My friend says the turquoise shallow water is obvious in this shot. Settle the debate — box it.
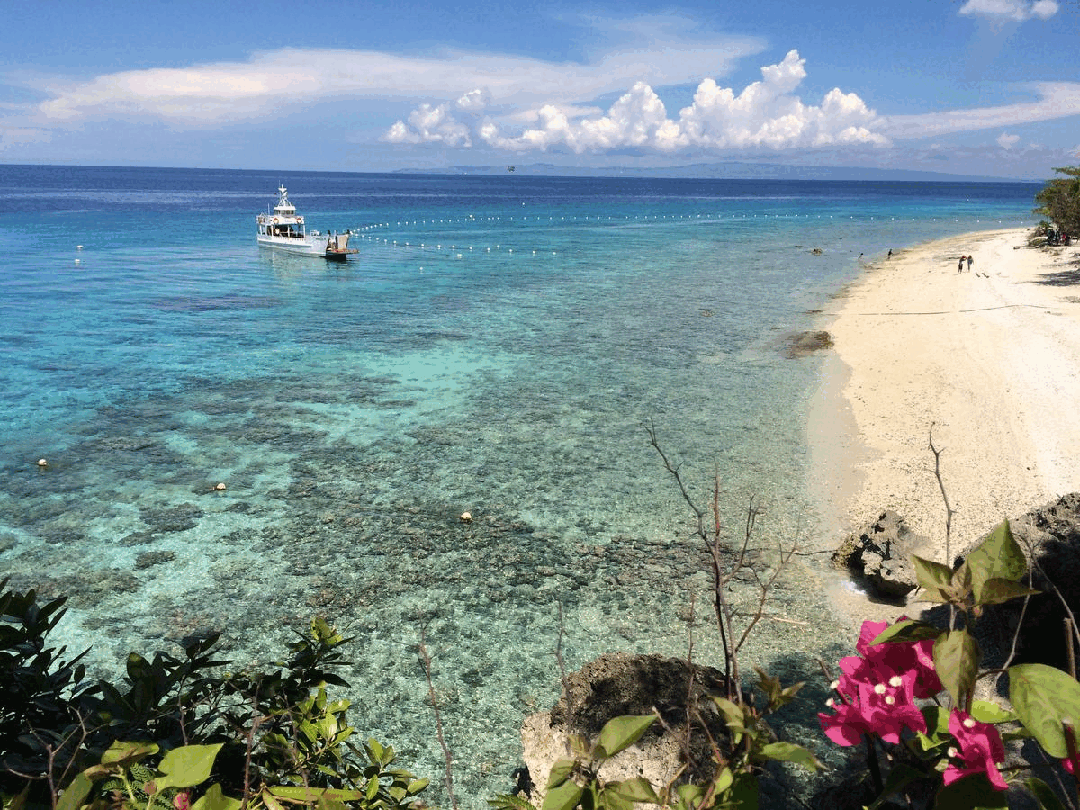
[0,166,1039,804]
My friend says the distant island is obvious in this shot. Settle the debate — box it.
[392,161,1039,183]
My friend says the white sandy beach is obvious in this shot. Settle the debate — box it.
[810,228,1080,618]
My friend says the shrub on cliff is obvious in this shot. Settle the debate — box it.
[1035,166,1080,236]
[0,581,427,810]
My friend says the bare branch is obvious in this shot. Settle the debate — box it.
[419,627,459,810]
[928,424,955,566]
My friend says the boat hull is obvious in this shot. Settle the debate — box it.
[256,234,357,261]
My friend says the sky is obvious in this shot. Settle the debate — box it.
[0,0,1077,179]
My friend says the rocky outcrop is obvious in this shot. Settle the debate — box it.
[519,652,733,806]
[833,511,922,599]
[960,493,1080,669]
[784,331,833,358]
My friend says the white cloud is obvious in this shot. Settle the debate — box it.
[390,50,888,154]
[883,82,1080,139]
[997,132,1021,149]
[958,0,1059,21]
[23,18,762,128]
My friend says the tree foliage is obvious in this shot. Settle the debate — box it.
[1034,166,1080,235]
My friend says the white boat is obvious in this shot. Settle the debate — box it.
[256,185,358,260]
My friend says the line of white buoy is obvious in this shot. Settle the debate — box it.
[353,211,1028,234]
[348,210,1029,263]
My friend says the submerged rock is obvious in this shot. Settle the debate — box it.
[784,330,834,359]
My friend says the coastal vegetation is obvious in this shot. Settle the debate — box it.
[1035,166,1080,235]
[7,511,1080,810]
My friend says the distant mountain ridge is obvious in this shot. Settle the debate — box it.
[393,162,1038,183]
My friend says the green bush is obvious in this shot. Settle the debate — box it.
[1034,166,1080,236]
[0,581,427,810]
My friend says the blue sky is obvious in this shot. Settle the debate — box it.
[1,0,1076,178]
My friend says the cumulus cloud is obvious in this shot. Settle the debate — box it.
[958,0,1059,21]
[997,132,1021,149]
[388,50,888,154]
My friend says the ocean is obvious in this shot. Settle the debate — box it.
[0,165,1039,804]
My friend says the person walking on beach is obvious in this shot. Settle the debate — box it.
[966,255,974,272]
[958,255,965,273]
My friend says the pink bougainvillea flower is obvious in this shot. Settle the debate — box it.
[852,617,942,699]
[820,620,938,747]
[818,667,926,746]
[943,710,1008,791]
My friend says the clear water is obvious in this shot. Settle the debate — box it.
[0,165,1038,804]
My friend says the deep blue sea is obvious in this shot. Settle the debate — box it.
[0,165,1039,804]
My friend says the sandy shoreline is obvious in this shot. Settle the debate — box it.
[809,227,1080,622]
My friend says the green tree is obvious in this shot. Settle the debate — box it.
[1034,166,1080,235]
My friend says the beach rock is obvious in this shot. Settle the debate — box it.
[784,330,833,358]
[961,493,1080,669]
[519,652,733,806]
[834,510,921,599]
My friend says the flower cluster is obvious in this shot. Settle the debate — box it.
[818,619,941,747]
[820,620,1014,792]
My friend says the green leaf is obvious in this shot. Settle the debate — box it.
[268,788,367,803]
[868,765,928,810]
[710,768,734,796]
[728,772,759,810]
[966,520,1028,605]
[608,777,659,804]
[676,784,706,809]
[1023,777,1069,810]
[488,796,535,810]
[155,744,223,791]
[977,578,1040,606]
[56,772,94,810]
[932,772,1008,809]
[546,758,575,789]
[758,742,821,771]
[542,781,583,810]
[970,700,1016,725]
[934,629,980,707]
[407,778,429,795]
[101,740,158,766]
[599,787,633,810]
[912,556,955,603]
[595,715,655,759]
[922,705,951,738]
[315,796,347,810]
[1010,663,1080,758]
[364,776,379,801]
[870,618,943,645]
[191,785,241,810]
